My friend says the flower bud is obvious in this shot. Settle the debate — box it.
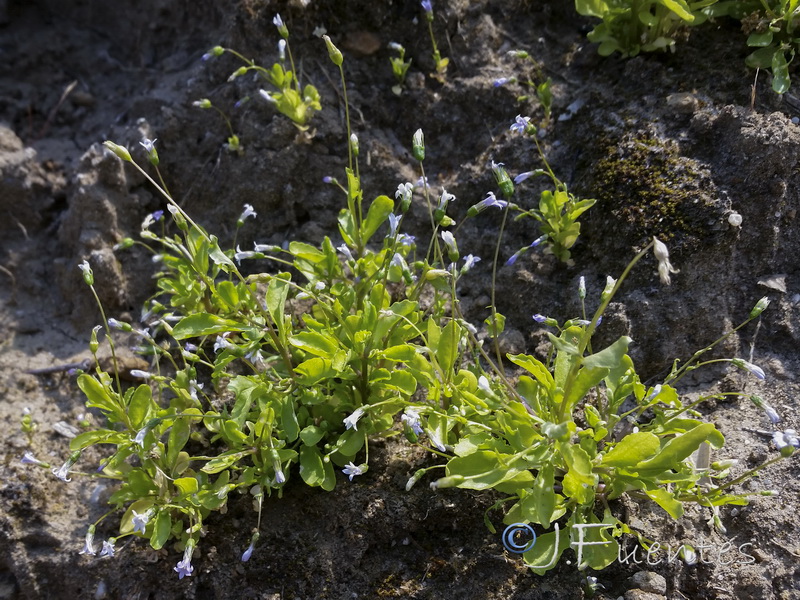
[406,468,426,491]
[78,260,94,286]
[273,14,289,39]
[349,133,359,157]
[492,161,514,199]
[322,35,343,66]
[749,296,770,319]
[103,141,132,162]
[430,474,464,490]
[412,129,425,162]
[192,98,212,109]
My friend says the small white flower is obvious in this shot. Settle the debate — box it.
[343,407,366,431]
[462,254,481,272]
[51,461,72,482]
[653,237,679,285]
[428,430,447,452]
[79,527,96,556]
[21,452,47,467]
[277,39,286,61]
[509,115,531,134]
[239,204,257,223]
[259,89,277,104]
[214,335,233,353]
[387,213,401,237]
[477,375,493,395]
[732,358,766,380]
[437,189,455,212]
[128,369,152,380]
[235,245,257,264]
[139,138,157,154]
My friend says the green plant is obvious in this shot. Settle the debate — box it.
[737,0,800,93]
[575,0,717,57]
[505,116,597,264]
[389,42,413,95]
[200,15,321,131]
[23,27,796,581]
[421,0,449,82]
[497,51,553,129]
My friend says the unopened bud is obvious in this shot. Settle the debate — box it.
[103,141,132,162]
[412,129,425,162]
[492,161,514,199]
[430,475,464,490]
[322,35,343,66]
[750,296,770,319]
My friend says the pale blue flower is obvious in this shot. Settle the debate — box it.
[21,452,47,467]
[241,542,255,562]
[532,314,547,323]
[514,171,534,184]
[462,254,481,272]
[235,245,257,264]
[388,213,400,237]
[421,0,433,13]
[437,189,455,212]
[79,526,96,556]
[99,538,116,558]
[471,191,507,214]
[259,89,277,104]
[732,358,766,380]
[273,14,284,28]
[131,508,153,535]
[337,244,354,262]
[214,335,233,353]
[174,543,195,579]
[51,460,72,482]
[510,115,531,134]
[390,253,408,271]
[493,77,511,87]
[772,429,799,451]
[401,408,423,435]
[342,462,365,481]
[397,233,416,247]
[128,369,151,380]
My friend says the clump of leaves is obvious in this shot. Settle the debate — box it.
[575,0,714,57]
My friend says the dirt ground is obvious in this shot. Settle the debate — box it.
[1,0,799,598]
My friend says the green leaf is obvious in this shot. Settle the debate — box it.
[265,274,291,340]
[128,384,153,430]
[658,0,694,21]
[634,423,725,475]
[747,31,774,47]
[167,417,191,469]
[559,443,598,504]
[524,526,571,574]
[289,331,340,358]
[174,476,199,495]
[444,451,524,490]
[583,336,631,369]
[772,50,791,94]
[645,488,684,519]
[69,429,127,452]
[201,450,251,474]
[299,445,326,486]
[216,280,240,309]
[281,399,300,442]
[436,320,460,375]
[602,432,660,467]
[381,345,418,362]
[507,354,555,391]
[208,235,234,270]
[172,313,244,340]
[361,195,394,244]
[300,425,325,446]
[77,374,126,423]
[523,464,557,527]
[295,357,335,385]
[150,510,172,550]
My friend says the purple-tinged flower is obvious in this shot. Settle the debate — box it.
[174,542,195,579]
[275,469,286,485]
[337,244,354,263]
[21,452,48,467]
[202,46,224,61]
[732,358,766,380]
[78,260,93,285]
[750,395,781,424]
[428,431,447,452]
[273,14,284,28]
[51,452,80,482]
[532,314,547,323]
[139,138,157,154]
[322,176,334,184]
[214,335,233,353]
[493,77,511,88]
[772,429,799,451]
[387,213,401,238]
[241,533,259,562]
[390,253,409,271]
[505,250,523,267]
[514,171,535,184]
[152,210,164,221]
[184,342,199,353]
[421,0,433,13]
[131,508,154,535]
[397,233,416,247]
[344,407,366,431]
[342,462,365,481]
[462,254,481,272]
[99,538,116,558]
[79,526,96,556]
[646,384,663,401]
[468,191,507,216]
[258,89,277,104]
[414,176,429,190]
[437,189,455,212]
[510,114,531,134]
[401,408,423,435]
